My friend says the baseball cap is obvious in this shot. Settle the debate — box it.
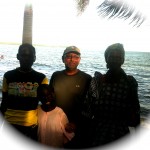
[63,46,81,56]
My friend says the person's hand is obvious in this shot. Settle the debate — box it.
[65,122,76,133]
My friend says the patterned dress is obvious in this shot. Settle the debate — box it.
[82,69,140,146]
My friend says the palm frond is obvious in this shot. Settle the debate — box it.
[75,0,90,14]
[97,0,146,27]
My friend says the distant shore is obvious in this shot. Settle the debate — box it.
[0,42,67,48]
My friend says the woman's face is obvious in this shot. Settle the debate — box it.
[106,50,124,71]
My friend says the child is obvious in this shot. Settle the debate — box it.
[37,84,75,148]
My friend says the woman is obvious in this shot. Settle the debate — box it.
[82,43,140,147]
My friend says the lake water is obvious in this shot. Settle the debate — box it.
[0,44,150,120]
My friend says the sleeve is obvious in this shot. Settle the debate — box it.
[41,77,49,84]
[87,71,103,99]
[81,72,102,119]
[0,76,8,115]
[127,75,140,127]
[2,76,8,93]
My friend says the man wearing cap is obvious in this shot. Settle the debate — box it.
[49,46,92,148]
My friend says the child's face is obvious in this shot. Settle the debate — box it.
[40,88,53,105]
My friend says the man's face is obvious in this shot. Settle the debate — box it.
[17,47,35,71]
[63,52,81,71]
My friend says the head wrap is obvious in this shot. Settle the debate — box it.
[104,43,125,64]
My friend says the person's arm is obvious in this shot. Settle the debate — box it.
[81,72,102,120]
[0,76,8,116]
[41,77,49,85]
[128,76,140,127]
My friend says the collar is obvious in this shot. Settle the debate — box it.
[16,67,33,73]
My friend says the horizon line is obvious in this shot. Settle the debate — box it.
[0,42,149,53]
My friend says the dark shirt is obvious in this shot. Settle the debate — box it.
[49,70,92,123]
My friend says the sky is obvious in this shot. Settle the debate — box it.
[0,0,150,52]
